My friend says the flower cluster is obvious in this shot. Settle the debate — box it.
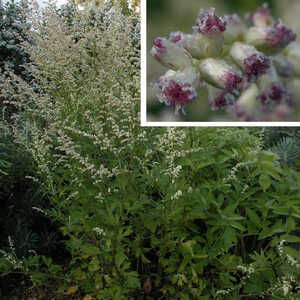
[150,4,299,121]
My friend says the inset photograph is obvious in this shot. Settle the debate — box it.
[145,0,300,123]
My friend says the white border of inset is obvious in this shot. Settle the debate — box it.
[140,2,299,127]
[140,0,147,125]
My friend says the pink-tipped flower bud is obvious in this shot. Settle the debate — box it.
[223,14,247,44]
[272,104,292,120]
[246,21,297,55]
[249,3,274,27]
[258,82,290,106]
[152,67,200,114]
[230,42,271,81]
[193,8,226,37]
[234,83,260,121]
[257,63,291,107]
[169,31,224,59]
[272,54,294,77]
[150,37,193,70]
[199,58,243,90]
[284,42,300,77]
[207,85,236,111]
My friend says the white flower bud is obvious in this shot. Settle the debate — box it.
[223,14,247,44]
[284,42,300,77]
[152,67,200,114]
[234,83,260,120]
[257,63,279,91]
[169,31,224,59]
[207,85,236,110]
[230,42,270,80]
[250,3,274,27]
[287,78,300,107]
[257,64,291,107]
[245,21,297,55]
[272,54,294,77]
[150,37,193,70]
[199,58,243,90]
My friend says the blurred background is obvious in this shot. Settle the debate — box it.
[146,0,300,122]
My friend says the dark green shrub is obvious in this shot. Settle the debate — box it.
[0,121,64,248]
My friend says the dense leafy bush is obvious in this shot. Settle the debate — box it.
[0,2,299,300]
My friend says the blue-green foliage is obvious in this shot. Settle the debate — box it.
[263,127,300,169]
[0,0,32,81]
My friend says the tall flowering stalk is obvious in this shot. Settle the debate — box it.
[150,3,299,121]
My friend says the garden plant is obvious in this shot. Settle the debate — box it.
[0,0,299,299]
[150,3,300,121]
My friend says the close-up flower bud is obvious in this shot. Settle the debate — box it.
[148,3,300,121]
[272,54,294,77]
[193,8,226,37]
[152,67,200,114]
[271,104,292,120]
[169,31,224,59]
[199,58,243,90]
[258,82,290,107]
[284,42,300,77]
[230,42,270,80]
[207,85,236,110]
[150,37,193,70]
[246,21,297,55]
[257,63,280,90]
[223,14,246,44]
[249,3,274,27]
[287,78,300,107]
[233,83,260,121]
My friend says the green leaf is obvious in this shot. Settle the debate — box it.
[181,240,195,257]
[197,161,213,170]
[258,226,285,240]
[222,227,237,249]
[280,234,300,243]
[125,271,140,289]
[286,217,296,233]
[88,257,100,272]
[246,208,261,226]
[115,251,127,268]
[81,245,101,257]
[259,173,271,191]
[229,221,246,231]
